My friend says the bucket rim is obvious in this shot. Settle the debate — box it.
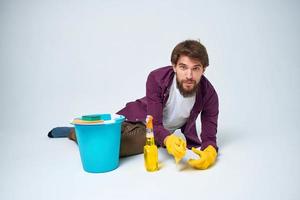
[71,113,125,125]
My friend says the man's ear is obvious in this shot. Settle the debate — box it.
[172,64,176,73]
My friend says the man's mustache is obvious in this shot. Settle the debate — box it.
[182,80,196,84]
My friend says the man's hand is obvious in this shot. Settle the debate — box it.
[164,134,187,163]
[188,145,217,170]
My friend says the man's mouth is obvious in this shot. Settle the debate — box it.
[184,81,195,85]
[176,78,198,97]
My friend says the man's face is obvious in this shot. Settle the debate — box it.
[173,55,205,97]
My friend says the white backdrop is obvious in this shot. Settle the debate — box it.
[1,0,300,200]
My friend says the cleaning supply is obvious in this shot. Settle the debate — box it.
[72,118,104,124]
[144,115,158,172]
[81,114,102,121]
[71,113,125,173]
[165,134,186,164]
[73,114,105,124]
[81,114,111,121]
[188,145,217,170]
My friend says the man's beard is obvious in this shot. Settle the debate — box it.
[176,77,199,97]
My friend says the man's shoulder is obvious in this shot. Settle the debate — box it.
[148,66,174,82]
[200,75,217,95]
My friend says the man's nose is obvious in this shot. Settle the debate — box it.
[186,69,193,79]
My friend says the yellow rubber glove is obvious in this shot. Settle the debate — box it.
[188,145,217,170]
[164,134,187,164]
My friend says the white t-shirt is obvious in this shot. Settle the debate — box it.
[163,76,196,133]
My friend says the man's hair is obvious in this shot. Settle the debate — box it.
[170,39,209,67]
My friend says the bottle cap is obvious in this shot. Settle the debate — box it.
[146,115,153,129]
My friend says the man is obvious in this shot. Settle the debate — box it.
[48,39,219,170]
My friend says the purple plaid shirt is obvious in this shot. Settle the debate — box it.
[117,66,219,151]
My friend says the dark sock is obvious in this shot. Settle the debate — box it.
[48,127,72,138]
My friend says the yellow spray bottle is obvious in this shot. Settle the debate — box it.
[144,115,158,172]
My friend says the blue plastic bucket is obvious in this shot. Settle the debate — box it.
[72,114,125,173]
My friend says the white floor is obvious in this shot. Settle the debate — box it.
[1,122,299,200]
